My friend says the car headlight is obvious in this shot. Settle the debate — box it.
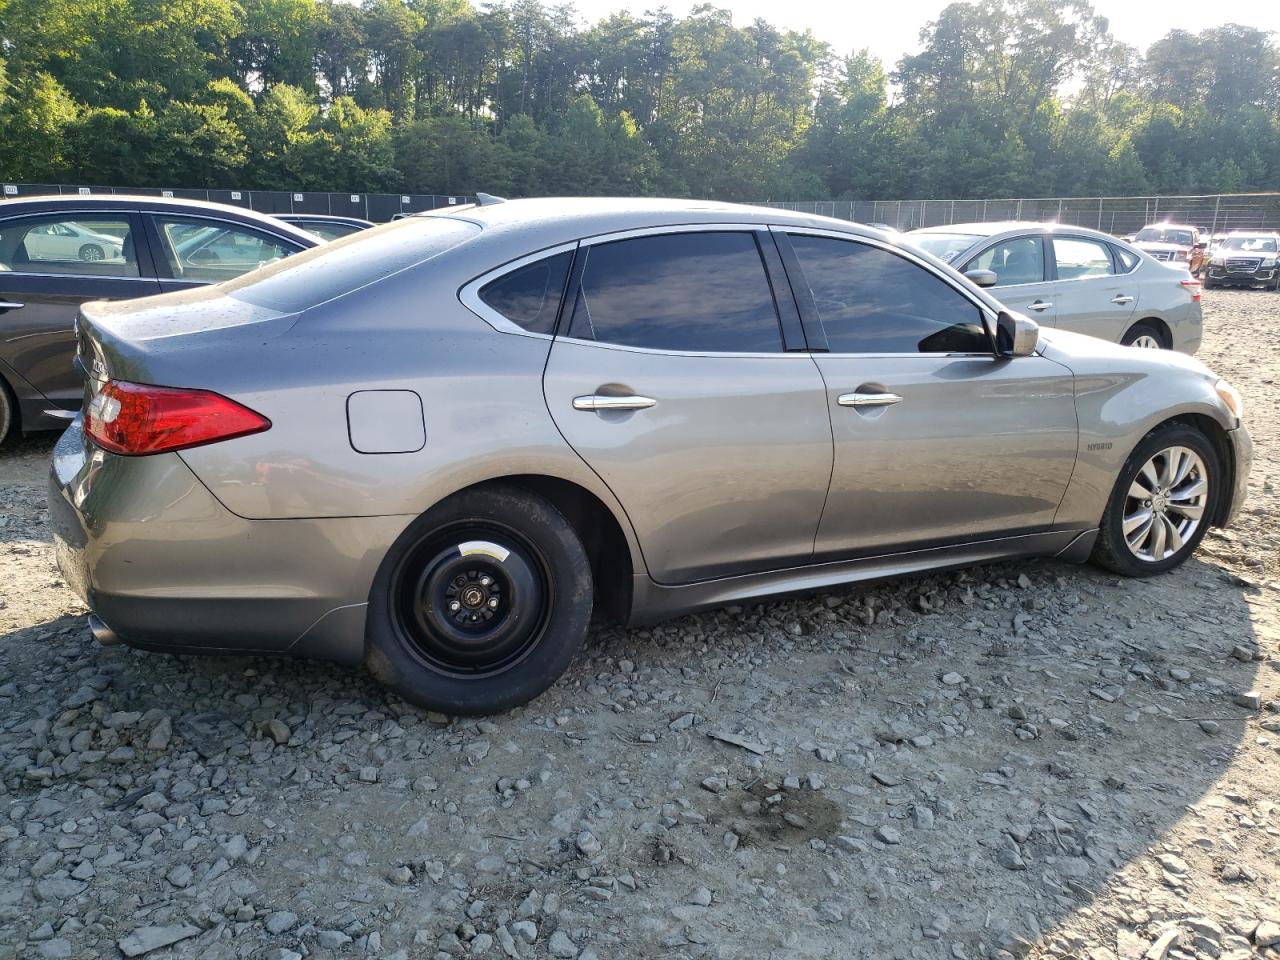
[1175,249,1190,259]
[1210,255,1224,265]
[1216,379,1244,420]
[1262,257,1277,267]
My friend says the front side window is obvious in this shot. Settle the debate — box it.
[968,236,1045,286]
[568,232,783,352]
[154,216,297,282]
[0,214,140,277]
[479,251,572,334]
[787,234,989,354]
[1052,237,1114,280]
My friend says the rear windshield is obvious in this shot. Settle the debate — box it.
[222,216,480,312]
[906,232,981,263]
[1135,227,1195,246]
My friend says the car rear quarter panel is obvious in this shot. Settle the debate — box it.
[173,254,647,574]
[1133,260,1203,353]
[1044,331,1235,528]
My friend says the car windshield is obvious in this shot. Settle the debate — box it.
[1221,236,1278,253]
[906,233,981,263]
[1135,227,1195,245]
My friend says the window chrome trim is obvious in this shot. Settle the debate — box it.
[773,224,1002,355]
[576,221,767,247]
[458,241,579,339]
[552,335,818,359]
[0,270,155,282]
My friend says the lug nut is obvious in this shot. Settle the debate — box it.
[449,601,460,612]
[480,576,492,586]
[488,598,499,608]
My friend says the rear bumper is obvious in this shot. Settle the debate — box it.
[49,418,409,664]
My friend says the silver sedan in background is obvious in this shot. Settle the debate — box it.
[907,222,1203,352]
[51,200,1249,714]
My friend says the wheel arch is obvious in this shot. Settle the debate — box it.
[1126,316,1172,348]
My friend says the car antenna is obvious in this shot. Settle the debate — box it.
[474,192,506,206]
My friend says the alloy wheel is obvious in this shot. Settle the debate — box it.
[1129,333,1163,349]
[1122,446,1209,562]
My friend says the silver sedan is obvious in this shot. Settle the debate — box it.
[907,221,1203,352]
[50,199,1251,714]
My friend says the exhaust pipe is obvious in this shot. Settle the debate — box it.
[88,614,121,647]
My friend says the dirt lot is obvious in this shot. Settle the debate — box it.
[1,290,1278,960]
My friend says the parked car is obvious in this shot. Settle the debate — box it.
[1202,231,1280,290]
[0,195,319,445]
[905,222,1202,351]
[52,199,1250,714]
[1130,223,1207,274]
[274,214,375,242]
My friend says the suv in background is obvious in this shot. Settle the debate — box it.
[1131,223,1207,274]
[0,195,319,444]
[1203,231,1280,290]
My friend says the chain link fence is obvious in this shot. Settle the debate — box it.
[0,183,473,222]
[754,194,1280,236]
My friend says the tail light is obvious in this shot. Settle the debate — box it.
[85,380,270,456]
[1180,278,1202,303]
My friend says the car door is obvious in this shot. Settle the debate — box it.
[775,228,1079,557]
[144,214,305,291]
[541,226,834,584]
[0,211,159,413]
[1049,234,1139,343]
[958,234,1058,326]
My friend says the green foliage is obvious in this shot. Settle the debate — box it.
[3,0,1280,199]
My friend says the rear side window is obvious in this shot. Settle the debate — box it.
[1113,245,1140,272]
[567,232,783,352]
[479,251,572,334]
[968,236,1044,286]
[1053,237,1114,279]
[787,234,989,354]
[0,214,140,278]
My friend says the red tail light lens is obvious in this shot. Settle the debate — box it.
[85,380,271,456]
[1180,278,1202,303]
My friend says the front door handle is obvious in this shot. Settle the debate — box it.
[1027,300,1052,312]
[0,300,24,311]
[1111,294,1135,305]
[573,394,657,412]
[838,392,903,408]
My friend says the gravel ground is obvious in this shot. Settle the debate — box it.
[1,290,1278,960]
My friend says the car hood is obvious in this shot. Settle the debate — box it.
[1038,327,1215,379]
[1133,240,1188,252]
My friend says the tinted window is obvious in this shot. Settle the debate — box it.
[154,216,298,282]
[0,214,140,277]
[568,232,782,352]
[907,232,981,263]
[788,235,989,354]
[225,217,479,312]
[479,251,572,334]
[300,221,366,241]
[1053,237,1113,279]
[969,236,1044,286]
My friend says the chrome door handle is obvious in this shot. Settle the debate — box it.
[573,394,657,412]
[0,300,24,311]
[1111,294,1135,304]
[838,392,902,408]
[1027,300,1052,312]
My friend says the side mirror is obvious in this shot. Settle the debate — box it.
[996,310,1039,358]
[1194,240,1208,249]
[964,268,998,288]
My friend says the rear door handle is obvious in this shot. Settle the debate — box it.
[1027,300,1052,312]
[837,392,902,408]
[573,394,657,412]
[0,300,24,311]
[1111,294,1135,305]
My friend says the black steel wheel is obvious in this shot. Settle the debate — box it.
[365,485,593,714]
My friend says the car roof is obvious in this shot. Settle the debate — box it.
[908,220,1122,242]
[0,194,321,245]
[1223,230,1280,237]
[277,213,374,226]
[438,196,889,244]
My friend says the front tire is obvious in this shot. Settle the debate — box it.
[365,485,592,715]
[78,243,105,262]
[1091,424,1219,577]
[0,378,14,446]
